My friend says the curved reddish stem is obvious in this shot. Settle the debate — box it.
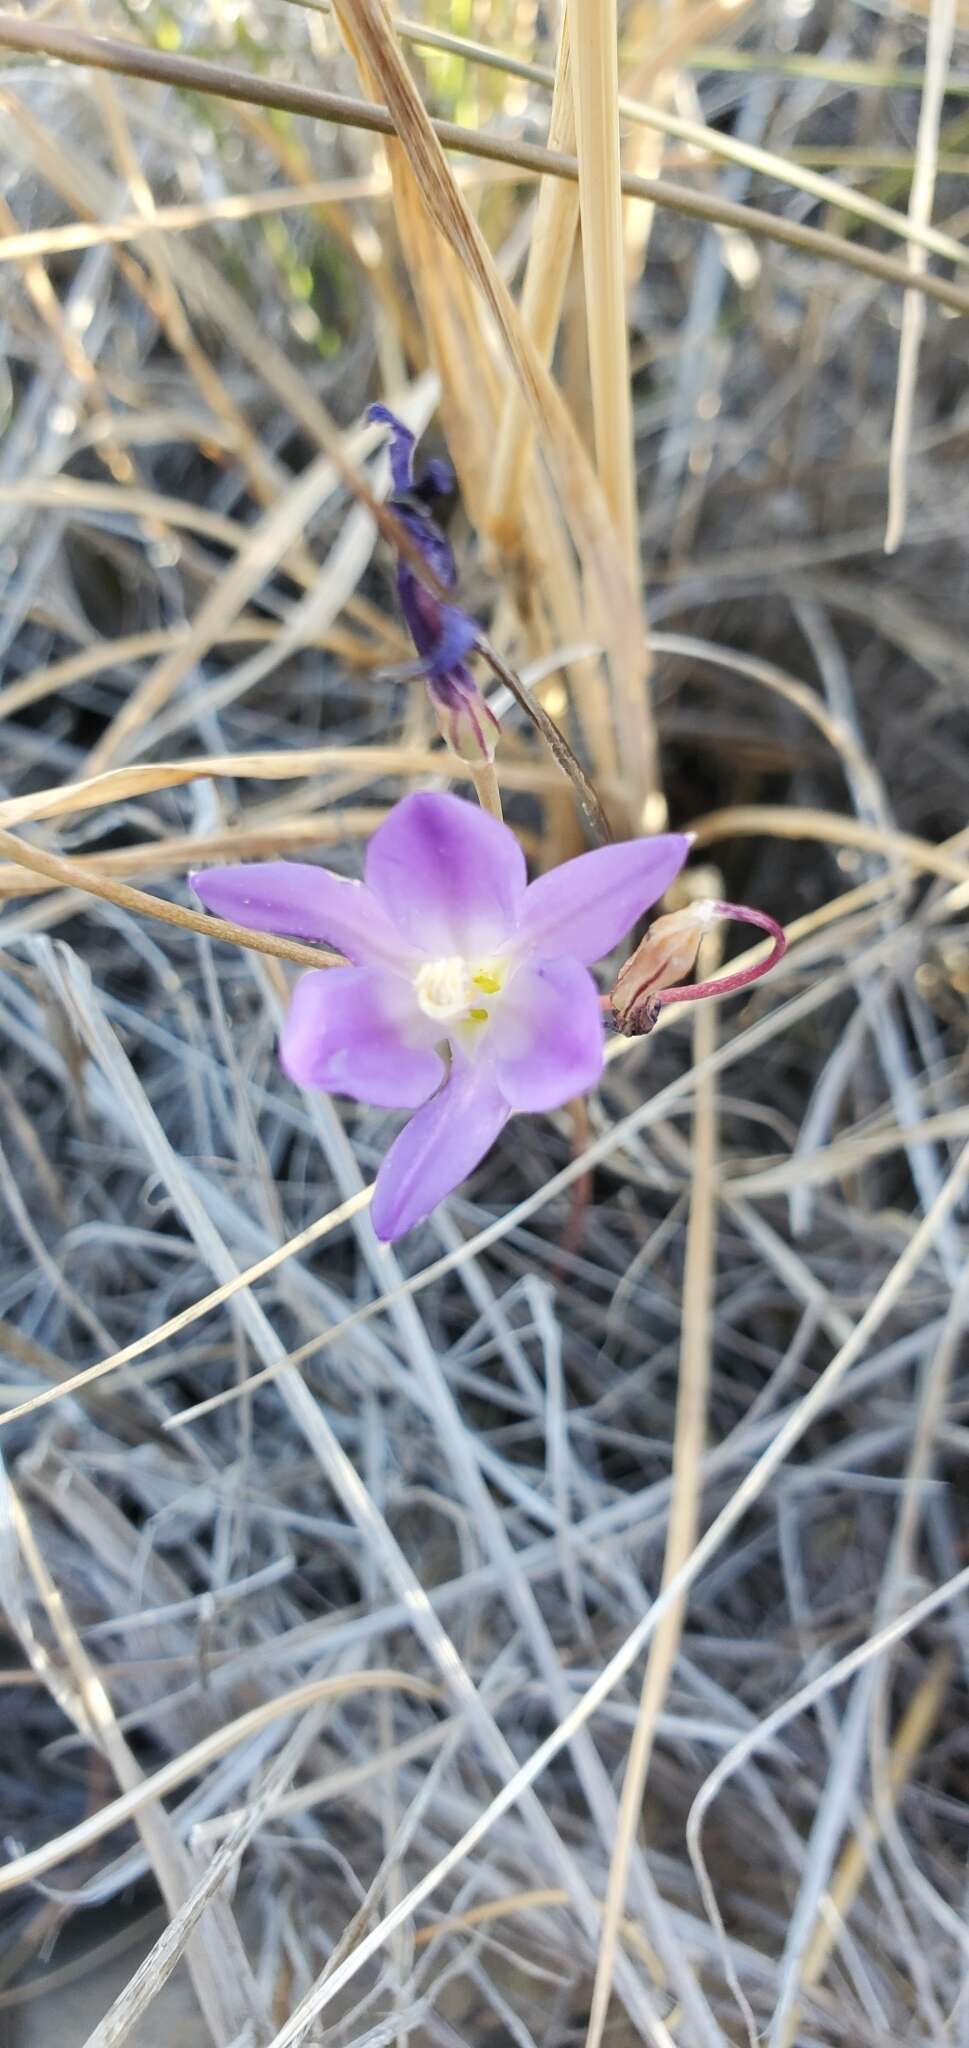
[602,901,788,1032]
[652,901,787,1015]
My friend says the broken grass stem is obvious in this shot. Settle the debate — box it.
[475,638,613,846]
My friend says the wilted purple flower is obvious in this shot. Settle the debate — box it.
[368,404,500,764]
[193,792,689,1240]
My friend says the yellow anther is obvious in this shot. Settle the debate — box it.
[468,1006,489,1023]
[472,967,502,995]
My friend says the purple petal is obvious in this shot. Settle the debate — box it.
[371,1061,510,1240]
[398,571,476,668]
[191,862,412,971]
[368,403,415,493]
[518,835,691,966]
[419,457,455,498]
[394,509,457,593]
[365,792,526,956]
[280,967,443,1109]
[489,957,604,1111]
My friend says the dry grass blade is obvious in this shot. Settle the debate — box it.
[330,0,658,818]
[0,763,202,829]
[476,639,613,842]
[885,0,957,552]
[0,827,340,968]
[78,379,436,773]
[83,444,357,773]
[0,749,567,841]
[3,16,969,316]
[3,0,968,2036]
[0,1188,372,1429]
[0,625,371,725]
[259,1479,969,2039]
[585,923,721,2048]
[0,1669,437,1895]
[690,804,969,886]
[392,12,969,273]
[2,1483,264,2042]
[485,15,578,550]
[81,1708,332,2048]
[570,0,639,579]
[776,1651,953,2048]
[686,1593,968,2048]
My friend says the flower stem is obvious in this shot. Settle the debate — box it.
[651,901,786,1015]
[470,759,503,821]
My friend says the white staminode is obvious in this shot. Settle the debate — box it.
[414,955,474,1021]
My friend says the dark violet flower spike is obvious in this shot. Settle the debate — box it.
[192,794,691,1239]
[611,899,788,1036]
[368,404,500,766]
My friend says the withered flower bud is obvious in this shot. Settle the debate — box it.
[611,898,787,1036]
[368,403,500,768]
[611,902,716,1035]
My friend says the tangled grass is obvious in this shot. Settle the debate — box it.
[0,1,968,2043]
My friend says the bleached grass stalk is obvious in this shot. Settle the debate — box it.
[0,192,135,489]
[885,0,957,553]
[686,1573,969,2048]
[0,1666,436,1893]
[4,19,969,319]
[485,14,578,548]
[571,0,655,571]
[0,164,528,267]
[2,1483,264,2042]
[390,15,969,277]
[763,1259,969,2046]
[585,925,720,2048]
[4,118,968,288]
[690,804,969,887]
[0,825,339,970]
[81,408,402,772]
[63,0,327,612]
[776,1650,952,2048]
[82,1701,347,2048]
[0,620,400,724]
[264,1511,969,2040]
[41,945,677,2048]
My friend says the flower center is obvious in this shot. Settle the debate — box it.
[413,955,509,1027]
[414,955,475,1021]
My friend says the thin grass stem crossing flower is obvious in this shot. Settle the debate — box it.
[192,792,690,1239]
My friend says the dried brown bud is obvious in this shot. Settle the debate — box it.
[610,903,716,1035]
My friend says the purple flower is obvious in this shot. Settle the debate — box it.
[368,404,500,765]
[192,793,690,1240]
